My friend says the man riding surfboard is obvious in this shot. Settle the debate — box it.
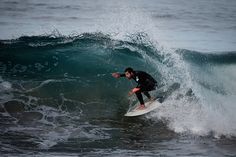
[112,67,157,110]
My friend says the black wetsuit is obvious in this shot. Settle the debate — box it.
[121,71,157,105]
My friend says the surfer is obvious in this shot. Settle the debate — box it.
[112,67,157,109]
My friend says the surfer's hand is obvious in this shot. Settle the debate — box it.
[112,72,120,78]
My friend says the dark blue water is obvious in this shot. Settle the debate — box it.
[0,0,236,156]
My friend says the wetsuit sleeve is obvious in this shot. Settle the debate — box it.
[136,84,141,88]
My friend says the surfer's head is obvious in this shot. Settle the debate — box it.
[124,67,134,80]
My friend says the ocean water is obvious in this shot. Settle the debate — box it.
[0,0,236,156]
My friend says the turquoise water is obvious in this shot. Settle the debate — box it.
[0,0,236,156]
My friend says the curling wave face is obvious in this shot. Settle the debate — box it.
[0,33,236,153]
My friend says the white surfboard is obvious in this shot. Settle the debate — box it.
[124,99,161,117]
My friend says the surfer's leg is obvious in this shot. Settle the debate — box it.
[136,91,145,110]
[135,91,144,105]
[143,91,151,99]
[142,83,157,100]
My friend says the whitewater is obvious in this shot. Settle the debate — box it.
[0,0,236,156]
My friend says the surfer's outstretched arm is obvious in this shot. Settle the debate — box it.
[112,72,125,78]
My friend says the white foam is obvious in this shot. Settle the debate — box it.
[0,81,12,91]
[25,78,76,92]
[0,77,14,105]
[146,57,236,137]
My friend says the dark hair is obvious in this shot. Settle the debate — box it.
[124,67,134,73]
